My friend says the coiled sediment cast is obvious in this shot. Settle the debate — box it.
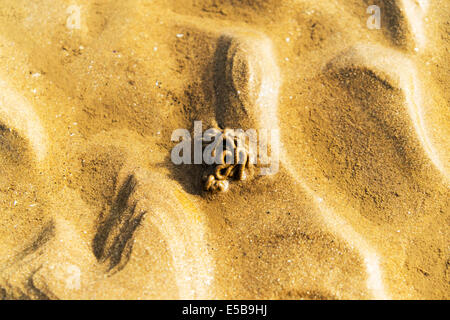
[199,128,254,193]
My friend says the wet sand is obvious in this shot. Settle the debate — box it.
[0,0,448,299]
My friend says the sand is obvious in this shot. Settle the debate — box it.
[0,0,448,299]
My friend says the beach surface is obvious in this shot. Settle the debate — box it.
[0,0,448,299]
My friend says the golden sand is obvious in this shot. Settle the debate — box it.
[0,0,448,299]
